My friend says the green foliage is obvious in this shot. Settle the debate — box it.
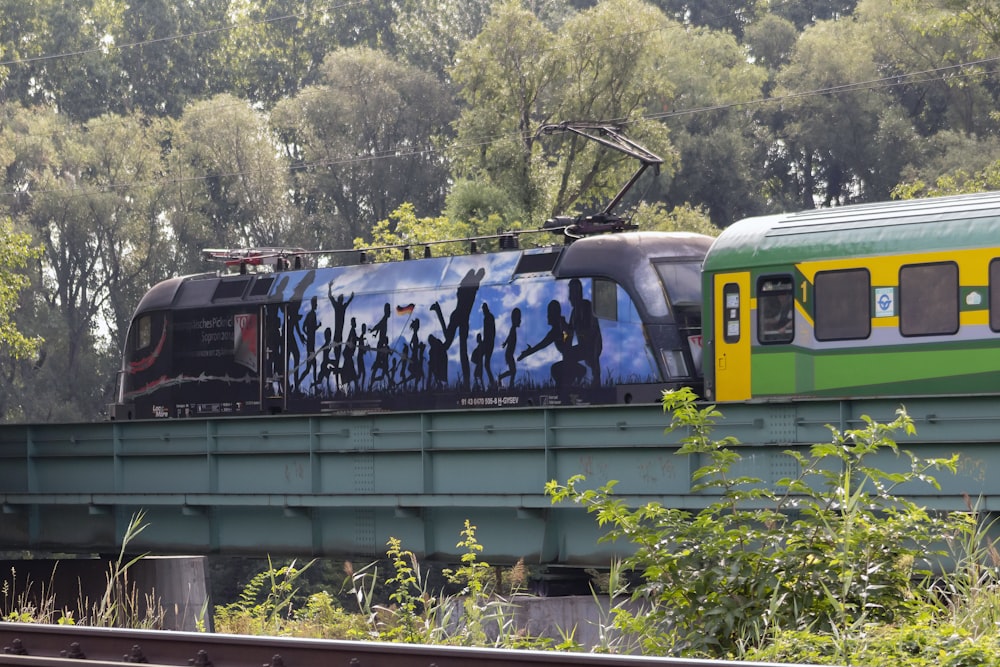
[341,528,548,648]
[0,217,42,360]
[356,203,474,262]
[925,499,1000,639]
[377,536,436,643]
[2,564,63,624]
[3,511,164,628]
[748,624,1000,666]
[272,46,455,249]
[440,520,517,647]
[893,160,1000,199]
[630,202,719,236]
[87,511,165,629]
[546,387,966,659]
[172,95,292,254]
[214,557,315,636]
[288,590,370,639]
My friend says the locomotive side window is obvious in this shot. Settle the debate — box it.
[757,276,794,344]
[213,277,251,300]
[249,276,275,297]
[654,260,703,310]
[899,262,959,336]
[137,315,152,349]
[814,269,871,341]
[990,259,1000,332]
[515,251,560,274]
[593,278,617,320]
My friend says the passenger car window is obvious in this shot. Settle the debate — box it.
[757,276,794,344]
[722,283,740,344]
[990,259,1000,332]
[899,262,958,336]
[815,269,871,341]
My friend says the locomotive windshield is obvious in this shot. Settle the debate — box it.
[654,260,703,309]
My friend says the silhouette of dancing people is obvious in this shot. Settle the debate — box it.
[405,318,425,387]
[518,299,583,386]
[286,270,316,394]
[316,327,336,391]
[471,333,485,389]
[480,303,496,388]
[567,278,603,386]
[340,317,359,391]
[265,276,289,395]
[357,323,369,390]
[498,307,521,388]
[286,305,304,391]
[430,267,485,390]
[427,334,448,389]
[299,295,322,389]
[327,285,354,369]
[369,303,392,389]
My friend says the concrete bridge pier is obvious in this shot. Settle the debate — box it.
[0,555,210,631]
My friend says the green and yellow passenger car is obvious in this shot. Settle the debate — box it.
[703,191,1000,402]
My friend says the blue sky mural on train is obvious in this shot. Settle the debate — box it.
[268,249,659,407]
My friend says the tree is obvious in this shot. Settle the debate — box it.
[765,15,920,207]
[219,0,341,107]
[272,47,455,249]
[933,0,1000,50]
[0,218,41,361]
[114,0,230,117]
[391,0,492,79]
[543,0,679,215]
[0,104,175,421]
[648,0,764,37]
[894,131,1000,197]
[0,0,121,122]
[357,202,474,262]
[451,0,685,225]
[168,94,293,269]
[860,0,998,138]
[450,1,557,224]
[744,13,799,72]
[770,0,859,29]
[655,24,769,225]
[631,201,719,236]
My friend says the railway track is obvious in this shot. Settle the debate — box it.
[0,623,816,667]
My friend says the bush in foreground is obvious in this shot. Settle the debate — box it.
[546,388,981,660]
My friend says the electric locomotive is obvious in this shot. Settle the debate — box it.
[110,229,711,420]
[109,121,714,420]
[702,190,1000,402]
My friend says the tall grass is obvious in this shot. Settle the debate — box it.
[2,511,164,628]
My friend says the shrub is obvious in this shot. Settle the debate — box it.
[546,387,967,658]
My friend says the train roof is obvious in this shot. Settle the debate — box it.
[131,231,715,315]
[703,191,1000,272]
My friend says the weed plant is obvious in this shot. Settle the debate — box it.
[2,511,164,628]
[348,522,549,648]
[2,564,64,624]
[546,387,975,659]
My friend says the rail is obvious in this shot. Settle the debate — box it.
[0,623,829,667]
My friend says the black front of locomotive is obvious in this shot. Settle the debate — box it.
[553,232,712,401]
[111,272,272,420]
